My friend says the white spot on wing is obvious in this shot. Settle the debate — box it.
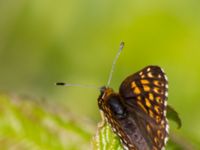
[165,92,168,97]
[164,110,167,116]
[166,123,169,133]
[147,72,153,78]
[164,75,168,81]
[161,146,165,150]
[164,136,169,145]
[164,100,167,107]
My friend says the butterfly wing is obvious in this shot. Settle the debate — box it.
[119,66,169,150]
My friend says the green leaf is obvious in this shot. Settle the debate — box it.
[92,122,123,150]
[0,94,93,150]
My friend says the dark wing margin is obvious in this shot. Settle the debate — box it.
[119,65,169,150]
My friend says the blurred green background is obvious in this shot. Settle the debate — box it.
[0,0,200,149]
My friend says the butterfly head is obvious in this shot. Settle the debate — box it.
[98,86,114,109]
[99,86,113,100]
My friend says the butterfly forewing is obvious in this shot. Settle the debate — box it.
[98,66,169,150]
[119,66,169,150]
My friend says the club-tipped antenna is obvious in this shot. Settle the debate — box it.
[106,41,124,87]
[55,82,100,90]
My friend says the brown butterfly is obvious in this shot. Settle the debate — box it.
[98,65,169,150]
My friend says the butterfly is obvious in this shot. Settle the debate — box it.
[98,66,169,150]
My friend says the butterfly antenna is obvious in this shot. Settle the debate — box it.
[106,41,124,87]
[55,82,100,90]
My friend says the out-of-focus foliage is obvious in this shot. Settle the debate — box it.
[0,94,93,150]
[0,0,200,149]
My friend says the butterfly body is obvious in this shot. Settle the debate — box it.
[98,66,169,150]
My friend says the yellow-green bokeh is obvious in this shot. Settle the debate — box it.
[0,0,200,148]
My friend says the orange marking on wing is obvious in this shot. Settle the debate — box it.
[154,137,159,144]
[156,115,161,123]
[141,79,149,84]
[154,105,161,114]
[149,93,154,101]
[134,87,141,94]
[131,81,137,88]
[145,98,151,108]
[153,87,160,94]
[137,101,147,113]
[157,130,164,139]
[132,82,141,94]
[137,96,142,100]
[156,96,162,103]
[143,85,150,92]
[147,124,151,133]
[154,80,161,86]
[149,109,154,118]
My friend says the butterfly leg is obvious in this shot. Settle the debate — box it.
[97,110,106,128]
